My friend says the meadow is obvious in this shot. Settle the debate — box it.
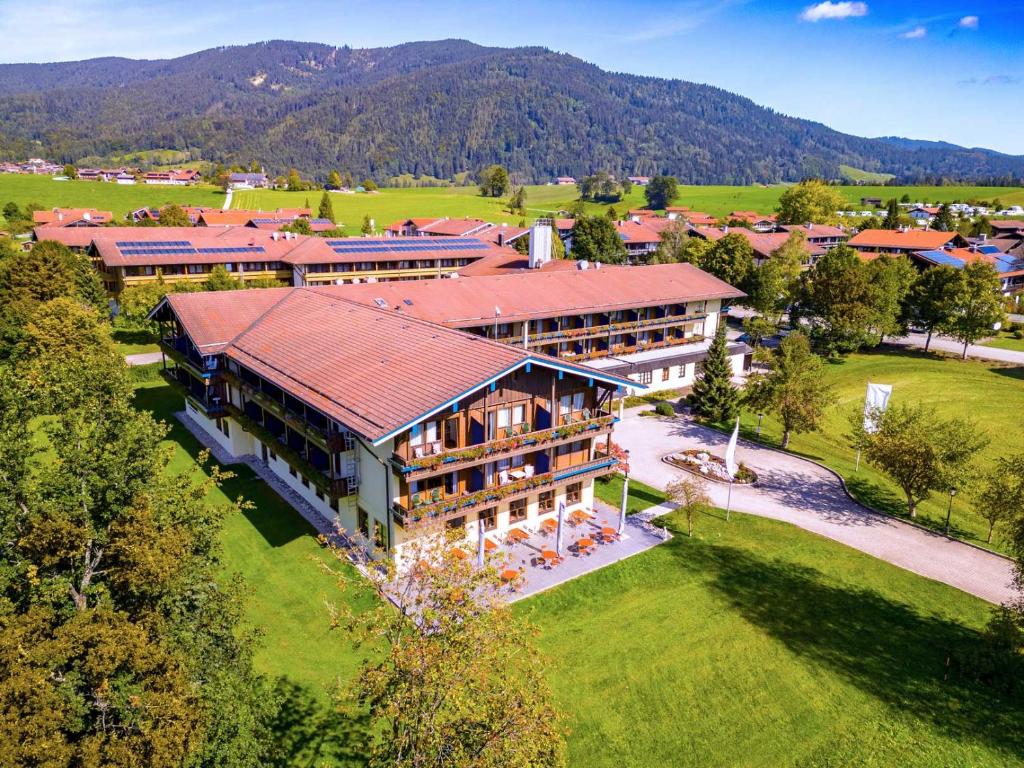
[132,365,1024,767]
[718,348,1024,552]
[0,174,224,225]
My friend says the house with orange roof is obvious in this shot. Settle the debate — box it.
[31,208,113,227]
[847,228,967,255]
[726,211,778,233]
[148,286,636,569]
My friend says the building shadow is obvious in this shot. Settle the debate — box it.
[666,536,1024,758]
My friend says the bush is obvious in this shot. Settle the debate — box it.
[654,402,675,417]
[1013,330,1023,340]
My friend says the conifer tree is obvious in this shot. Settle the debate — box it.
[691,322,739,423]
[882,198,900,229]
[318,191,335,222]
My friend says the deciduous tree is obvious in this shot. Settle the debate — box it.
[478,164,510,198]
[974,454,1024,544]
[644,175,678,210]
[745,333,834,448]
[701,233,755,288]
[158,204,190,227]
[941,261,1005,358]
[908,265,963,351]
[665,475,711,536]
[569,215,627,264]
[776,180,844,225]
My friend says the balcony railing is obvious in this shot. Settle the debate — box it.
[160,336,209,378]
[526,312,706,344]
[392,456,621,527]
[393,414,615,480]
[224,371,347,452]
[562,333,707,362]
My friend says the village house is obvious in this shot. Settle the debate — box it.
[384,218,494,238]
[31,208,114,227]
[228,172,270,189]
[555,176,576,185]
[847,228,968,255]
[727,211,778,232]
[149,287,635,568]
[143,169,201,185]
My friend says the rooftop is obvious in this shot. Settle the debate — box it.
[847,229,963,250]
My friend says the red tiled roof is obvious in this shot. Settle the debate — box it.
[779,223,846,238]
[697,227,808,259]
[473,224,529,245]
[163,289,634,443]
[284,236,505,265]
[614,220,663,245]
[199,211,263,226]
[456,252,580,276]
[990,220,1024,232]
[418,218,492,236]
[32,208,113,225]
[327,262,745,327]
[847,229,962,250]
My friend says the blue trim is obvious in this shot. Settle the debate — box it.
[452,402,459,413]
[558,371,564,380]
[587,377,593,387]
[554,459,617,482]
[490,382,496,392]
[525,362,532,373]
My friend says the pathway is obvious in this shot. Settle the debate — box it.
[125,351,163,366]
[883,331,1024,365]
[615,410,1018,604]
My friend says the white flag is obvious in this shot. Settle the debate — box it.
[725,416,740,479]
[863,382,893,434]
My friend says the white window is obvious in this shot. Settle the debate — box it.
[572,392,585,411]
[559,394,572,416]
[497,408,511,429]
[409,423,423,446]
[512,404,526,424]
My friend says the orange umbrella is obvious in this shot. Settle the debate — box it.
[540,518,558,532]
[507,528,529,542]
[484,538,499,552]
[449,547,468,560]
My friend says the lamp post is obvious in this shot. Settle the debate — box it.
[944,488,957,536]
[756,412,764,439]
[617,449,631,536]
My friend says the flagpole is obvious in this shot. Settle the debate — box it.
[855,448,861,472]
[726,479,733,522]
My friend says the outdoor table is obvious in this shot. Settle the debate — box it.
[540,518,558,532]
[508,469,528,480]
[540,549,559,566]
[576,538,594,550]
[601,527,617,537]
[571,509,594,522]
[484,538,499,552]
[501,569,519,582]
[507,528,529,542]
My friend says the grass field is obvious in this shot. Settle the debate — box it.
[982,330,1024,353]
[726,348,1024,551]
[839,165,896,184]
[4,172,1023,233]
[0,174,224,225]
[234,183,1024,234]
[131,367,1024,767]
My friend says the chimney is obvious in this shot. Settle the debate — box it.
[723,225,729,234]
[577,260,589,270]
[528,223,553,269]
[806,222,813,230]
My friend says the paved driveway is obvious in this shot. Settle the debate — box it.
[615,410,1018,604]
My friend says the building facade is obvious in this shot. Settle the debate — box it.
[150,288,633,568]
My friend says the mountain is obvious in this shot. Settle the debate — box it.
[1,39,1021,185]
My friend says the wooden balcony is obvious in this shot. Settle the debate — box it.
[391,456,621,528]
[392,414,615,482]
[224,371,348,452]
[526,311,706,345]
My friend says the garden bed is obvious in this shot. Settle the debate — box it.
[665,449,757,485]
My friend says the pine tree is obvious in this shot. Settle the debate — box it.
[882,198,900,229]
[318,191,335,222]
[361,214,374,235]
[691,323,740,423]
[932,203,955,232]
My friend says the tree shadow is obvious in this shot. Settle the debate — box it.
[112,325,157,346]
[268,678,371,767]
[667,536,1024,758]
[844,474,906,517]
[989,365,1024,382]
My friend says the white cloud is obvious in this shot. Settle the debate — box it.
[799,1,868,22]
[900,25,927,39]
[958,15,979,29]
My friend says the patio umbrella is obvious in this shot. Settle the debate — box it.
[477,517,485,568]
[555,501,565,557]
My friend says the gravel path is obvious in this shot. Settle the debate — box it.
[615,410,1018,604]
[125,351,163,366]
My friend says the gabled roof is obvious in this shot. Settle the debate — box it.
[159,288,635,444]
[614,220,663,245]
[779,223,846,239]
[847,229,964,250]
[328,262,745,327]
[32,207,113,225]
[284,236,504,265]
[154,288,293,353]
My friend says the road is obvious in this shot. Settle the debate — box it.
[616,409,1018,605]
[125,351,163,366]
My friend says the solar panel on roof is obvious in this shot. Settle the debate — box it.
[373,298,387,308]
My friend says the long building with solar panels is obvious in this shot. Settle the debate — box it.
[31,225,507,296]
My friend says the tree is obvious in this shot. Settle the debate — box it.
[281,217,313,236]
[362,178,378,191]
[117,280,177,325]
[644,175,678,210]
[205,264,244,291]
[900,193,912,203]
[508,186,527,215]
[478,164,510,198]
[776,180,844,225]
[745,231,805,320]
[908,265,963,351]
[317,191,335,222]
[158,204,190,227]
[882,198,901,229]
[932,203,956,232]
[286,168,304,191]
[577,171,625,202]
[327,170,342,189]
[969,216,993,237]
[700,233,755,289]
[665,476,711,536]
[791,245,879,354]
[62,163,77,179]
[326,530,566,767]
[745,333,834,448]
[361,214,374,235]
[974,455,1024,544]
[941,261,1005,359]
[867,255,917,339]
[691,323,740,423]
[650,219,691,263]
[851,403,988,518]
[568,215,627,264]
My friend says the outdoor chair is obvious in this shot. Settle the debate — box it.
[523,464,534,479]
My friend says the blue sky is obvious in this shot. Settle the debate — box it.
[1,0,1022,153]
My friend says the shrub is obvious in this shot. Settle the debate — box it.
[654,402,675,417]
[1014,330,1024,340]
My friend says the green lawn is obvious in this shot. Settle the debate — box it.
[132,368,1024,767]
[0,174,225,225]
[839,165,896,184]
[234,184,1024,233]
[982,331,1024,353]
[729,348,1024,551]
[112,326,160,356]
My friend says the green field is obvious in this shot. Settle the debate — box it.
[839,165,896,184]
[132,367,1024,767]
[730,348,1024,551]
[4,171,1023,234]
[235,183,1024,234]
[0,173,225,225]
[982,330,1024,353]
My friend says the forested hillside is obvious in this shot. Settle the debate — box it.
[1,39,1021,184]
